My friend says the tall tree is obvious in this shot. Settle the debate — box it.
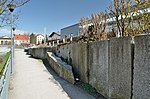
[79,12,108,42]
[109,0,150,36]
[109,0,135,37]
[132,0,150,34]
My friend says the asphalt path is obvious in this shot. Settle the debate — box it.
[8,49,95,99]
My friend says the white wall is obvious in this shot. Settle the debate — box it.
[36,35,44,44]
[0,39,11,45]
[14,40,30,45]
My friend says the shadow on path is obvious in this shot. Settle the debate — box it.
[42,59,96,99]
[27,53,106,99]
[42,59,106,99]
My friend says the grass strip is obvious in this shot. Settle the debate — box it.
[0,51,11,77]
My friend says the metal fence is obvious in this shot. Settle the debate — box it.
[0,56,11,99]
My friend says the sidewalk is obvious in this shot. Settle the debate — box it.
[8,49,95,99]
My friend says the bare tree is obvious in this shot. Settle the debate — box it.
[0,0,30,27]
[90,12,108,40]
[79,16,90,42]
[79,12,109,42]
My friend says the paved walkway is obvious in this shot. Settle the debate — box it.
[8,49,95,99]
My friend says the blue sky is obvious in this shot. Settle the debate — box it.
[0,0,111,36]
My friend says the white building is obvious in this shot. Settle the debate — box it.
[0,36,11,45]
[36,34,45,45]
[14,34,30,46]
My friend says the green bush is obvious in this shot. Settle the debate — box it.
[81,83,97,94]
[0,51,11,77]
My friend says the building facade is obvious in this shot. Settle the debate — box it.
[36,34,44,45]
[60,6,150,39]
[14,34,30,46]
[48,32,60,41]
[47,32,61,46]
[61,24,80,38]
[0,36,11,45]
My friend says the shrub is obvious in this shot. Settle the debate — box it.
[0,57,3,64]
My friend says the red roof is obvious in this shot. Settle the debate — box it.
[14,34,29,40]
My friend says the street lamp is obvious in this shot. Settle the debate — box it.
[7,3,16,73]
[12,27,16,31]
[7,4,16,12]
[12,27,15,57]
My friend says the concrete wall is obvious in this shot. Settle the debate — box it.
[47,52,75,84]
[28,35,150,99]
[70,43,88,83]
[88,40,109,98]
[29,47,51,59]
[55,43,89,83]
[54,37,132,98]
[109,37,132,99]
[133,35,150,99]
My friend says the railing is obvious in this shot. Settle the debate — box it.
[0,56,11,99]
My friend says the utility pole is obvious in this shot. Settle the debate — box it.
[44,27,46,45]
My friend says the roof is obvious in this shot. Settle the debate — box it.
[61,23,79,30]
[0,36,11,39]
[49,32,60,37]
[14,34,29,40]
[36,34,44,37]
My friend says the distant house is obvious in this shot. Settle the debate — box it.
[36,34,44,45]
[48,32,61,46]
[48,32,60,41]
[14,34,30,46]
[0,36,11,45]
[61,24,80,38]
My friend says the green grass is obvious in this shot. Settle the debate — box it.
[0,51,11,77]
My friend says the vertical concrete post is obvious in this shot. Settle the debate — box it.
[109,37,132,99]
[88,40,109,98]
[70,37,73,42]
[49,42,51,46]
[57,40,59,45]
[63,39,65,43]
[53,41,55,46]
[133,35,150,99]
